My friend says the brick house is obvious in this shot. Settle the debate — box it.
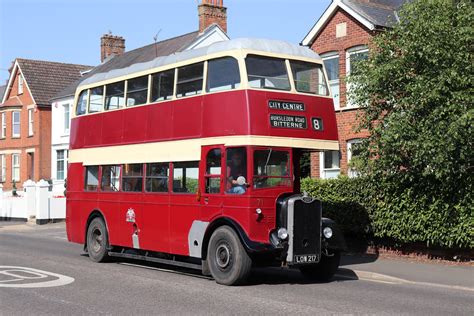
[0,59,92,190]
[301,0,406,178]
[48,0,229,193]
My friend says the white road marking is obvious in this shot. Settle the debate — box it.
[0,266,74,288]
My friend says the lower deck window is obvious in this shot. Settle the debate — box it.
[101,165,121,191]
[173,161,199,193]
[85,166,99,191]
[146,163,169,193]
[122,164,143,192]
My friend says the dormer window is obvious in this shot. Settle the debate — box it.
[18,75,24,95]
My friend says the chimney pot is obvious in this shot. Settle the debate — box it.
[100,33,126,63]
[198,0,227,34]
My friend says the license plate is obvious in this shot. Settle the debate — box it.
[294,254,319,264]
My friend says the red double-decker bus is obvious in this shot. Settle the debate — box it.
[66,38,346,285]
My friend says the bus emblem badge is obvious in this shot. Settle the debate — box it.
[126,208,136,223]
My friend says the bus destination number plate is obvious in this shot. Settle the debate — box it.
[311,118,324,131]
[294,254,319,264]
[268,100,305,111]
[270,114,307,129]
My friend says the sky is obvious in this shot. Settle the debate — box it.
[0,0,330,84]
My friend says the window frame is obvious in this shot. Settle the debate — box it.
[100,165,122,192]
[346,46,369,109]
[126,75,149,107]
[28,108,34,136]
[0,154,6,182]
[206,57,241,93]
[204,148,223,195]
[1,112,6,138]
[12,111,20,138]
[319,150,341,179]
[105,81,126,111]
[18,75,24,95]
[321,52,340,110]
[251,146,292,190]
[245,54,291,92]
[63,104,70,133]
[84,166,100,192]
[12,153,20,182]
[145,162,170,194]
[121,163,144,193]
[347,139,363,178]
[56,150,67,180]
[176,62,205,98]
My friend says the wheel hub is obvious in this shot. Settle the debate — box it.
[216,244,231,269]
[91,228,102,253]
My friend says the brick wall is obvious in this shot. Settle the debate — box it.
[309,8,376,177]
[0,69,51,190]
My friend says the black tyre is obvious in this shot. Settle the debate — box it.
[299,250,340,281]
[207,226,252,285]
[86,217,110,262]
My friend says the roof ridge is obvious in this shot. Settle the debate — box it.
[122,30,199,55]
[16,58,93,69]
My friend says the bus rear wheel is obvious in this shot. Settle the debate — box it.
[86,217,110,262]
[207,226,252,285]
[299,250,340,282]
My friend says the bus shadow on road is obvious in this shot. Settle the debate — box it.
[244,267,359,286]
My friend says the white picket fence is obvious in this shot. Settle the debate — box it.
[0,179,66,224]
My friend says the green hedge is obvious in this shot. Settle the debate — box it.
[301,177,473,249]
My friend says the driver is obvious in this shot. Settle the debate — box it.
[227,151,246,194]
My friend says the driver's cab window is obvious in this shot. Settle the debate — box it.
[226,147,247,195]
[205,148,221,194]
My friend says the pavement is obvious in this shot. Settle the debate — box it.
[1,221,473,315]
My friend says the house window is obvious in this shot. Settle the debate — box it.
[28,108,34,136]
[321,52,340,110]
[12,111,20,137]
[64,104,70,132]
[18,75,24,95]
[12,154,20,182]
[319,151,340,179]
[1,112,5,138]
[56,150,68,180]
[347,139,363,177]
[346,46,369,108]
[0,154,5,182]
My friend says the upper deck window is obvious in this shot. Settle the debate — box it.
[152,69,174,102]
[246,55,290,91]
[76,90,88,116]
[177,62,204,98]
[290,60,329,96]
[105,81,125,110]
[89,86,104,113]
[127,75,148,107]
[207,57,240,93]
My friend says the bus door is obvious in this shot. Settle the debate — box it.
[200,146,225,220]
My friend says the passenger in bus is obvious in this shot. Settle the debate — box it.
[227,151,246,194]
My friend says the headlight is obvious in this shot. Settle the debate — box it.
[323,227,333,239]
[277,228,288,240]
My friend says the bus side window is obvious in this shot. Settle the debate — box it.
[89,86,104,113]
[226,147,247,195]
[172,161,199,193]
[76,89,88,116]
[176,62,204,98]
[101,165,121,191]
[85,166,99,191]
[152,69,175,102]
[207,57,241,93]
[146,163,169,193]
[126,75,148,107]
[105,81,125,110]
[122,164,143,192]
[205,149,221,194]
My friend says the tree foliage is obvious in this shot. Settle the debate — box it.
[339,0,473,248]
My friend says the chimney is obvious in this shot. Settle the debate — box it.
[100,33,125,63]
[198,0,227,34]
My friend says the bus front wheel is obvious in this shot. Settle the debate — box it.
[207,226,252,285]
[86,217,110,262]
